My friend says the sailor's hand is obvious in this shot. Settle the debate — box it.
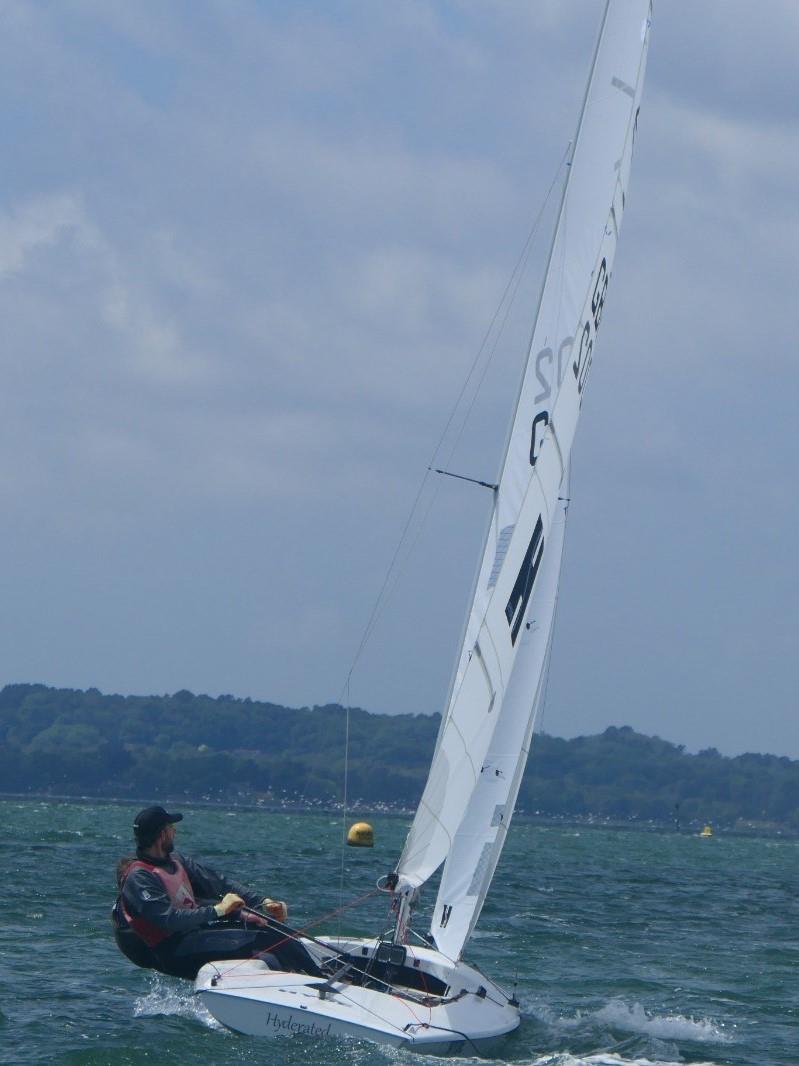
[244,911,269,927]
[263,898,288,922]
[214,892,245,917]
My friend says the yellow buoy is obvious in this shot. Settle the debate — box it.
[347,821,374,847]
[700,824,713,837]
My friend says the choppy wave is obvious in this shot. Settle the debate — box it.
[132,974,224,1030]
[396,1050,720,1066]
[527,1056,720,1066]
[592,1000,732,1044]
[525,997,731,1046]
[5,800,795,1065]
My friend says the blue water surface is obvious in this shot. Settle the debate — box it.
[0,799,796,1065]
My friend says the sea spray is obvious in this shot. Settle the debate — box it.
[133,973,223,1030]
[592,1001,733,1044]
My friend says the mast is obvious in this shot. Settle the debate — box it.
[498,2,611,482]
[394,1,654,951]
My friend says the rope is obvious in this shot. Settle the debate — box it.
[210,910,497,1051]
[437,142,572,482]
[295,144,574,979]
[216,887,381,978]
[260,885,381,952]
[537,472,571,737]
[337,675,352,939]
[332,142,573,707]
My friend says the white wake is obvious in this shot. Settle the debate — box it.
[592,1000,732,1044]
[132,974,223,1030]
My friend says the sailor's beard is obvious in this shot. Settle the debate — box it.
[164,838,175,855]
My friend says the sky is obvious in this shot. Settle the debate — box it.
[1,1,797,758]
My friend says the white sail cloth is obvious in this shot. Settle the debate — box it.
[431,479,569,958]
[396,0,653,955]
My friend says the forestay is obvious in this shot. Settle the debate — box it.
[396,0,653,951]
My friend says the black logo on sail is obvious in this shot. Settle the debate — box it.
[505,516,544,645]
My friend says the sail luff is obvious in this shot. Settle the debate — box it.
[391,13,609,824]
[396,1,653,904]
[430,473,569,958]
[497,1,611,484]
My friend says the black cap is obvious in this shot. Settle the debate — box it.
[133,805,183,844]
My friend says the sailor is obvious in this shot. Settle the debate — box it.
[112,805,325,979]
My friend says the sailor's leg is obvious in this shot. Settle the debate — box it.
[153,924,324,980]
[251,923,325,977]
[113,925,158,970]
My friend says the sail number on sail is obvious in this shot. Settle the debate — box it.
[573,255,608,395]
[530,249,611,470]
[505,516,544,645]
[520,241,613,640]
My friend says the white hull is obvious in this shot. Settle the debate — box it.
[194,936,520,1051]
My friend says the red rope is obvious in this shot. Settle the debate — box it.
[216,885,382,977]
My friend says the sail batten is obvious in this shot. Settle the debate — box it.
[396,1,653,956]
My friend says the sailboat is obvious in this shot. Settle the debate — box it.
[195,1,653,1049]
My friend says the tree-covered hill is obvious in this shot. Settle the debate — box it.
[1,684,797,831]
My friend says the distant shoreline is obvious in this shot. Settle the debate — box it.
[3,791,795,840]
[3,685,798,835]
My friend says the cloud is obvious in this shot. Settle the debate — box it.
[0,194,85,278]
[0,2,797,755]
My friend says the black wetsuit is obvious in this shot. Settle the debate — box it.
[112,850,324,980]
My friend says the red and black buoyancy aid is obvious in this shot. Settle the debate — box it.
[119,857,197,947]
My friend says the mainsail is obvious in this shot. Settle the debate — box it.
[396,0,653,957]
[431,474,569,958]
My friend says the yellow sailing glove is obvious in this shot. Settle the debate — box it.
[262,898,288,922]
[214,892,245,917]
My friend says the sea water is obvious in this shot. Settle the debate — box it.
[0,798,796,1065]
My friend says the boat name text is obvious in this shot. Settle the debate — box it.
[260,1011,333,1038]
